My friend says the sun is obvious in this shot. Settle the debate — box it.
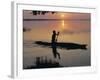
[61,14,65,18]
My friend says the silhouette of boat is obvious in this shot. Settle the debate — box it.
[35,41,87,50]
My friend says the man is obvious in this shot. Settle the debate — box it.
[51,30,60,59]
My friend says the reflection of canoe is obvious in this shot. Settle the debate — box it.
[35,41,87,50]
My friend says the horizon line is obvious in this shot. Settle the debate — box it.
[23,19,90,21]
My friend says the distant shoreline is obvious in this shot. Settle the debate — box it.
[23,19,90,21]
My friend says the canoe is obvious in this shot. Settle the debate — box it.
[35,41,87,50]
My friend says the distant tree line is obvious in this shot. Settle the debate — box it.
[32,11,56,15]
[23,27,31,32]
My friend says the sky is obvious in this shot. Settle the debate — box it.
[23,10,90,20]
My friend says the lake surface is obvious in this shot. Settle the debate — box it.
[23,20,91,69]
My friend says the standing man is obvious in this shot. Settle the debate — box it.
[51,30,60,59]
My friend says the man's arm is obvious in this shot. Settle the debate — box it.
[55,31,60,42]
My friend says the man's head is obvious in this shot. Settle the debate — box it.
[53,30,56,34]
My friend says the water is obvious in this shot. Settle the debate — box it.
[23,20,91,69]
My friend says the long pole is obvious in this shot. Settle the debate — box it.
[56,31,60,42]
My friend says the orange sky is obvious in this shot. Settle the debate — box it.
[23,10,90,20]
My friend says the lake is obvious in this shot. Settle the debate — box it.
[23,20,91,69]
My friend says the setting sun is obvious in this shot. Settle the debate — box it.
[61,14,65,18]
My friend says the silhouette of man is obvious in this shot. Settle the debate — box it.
[51,30,60,59]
